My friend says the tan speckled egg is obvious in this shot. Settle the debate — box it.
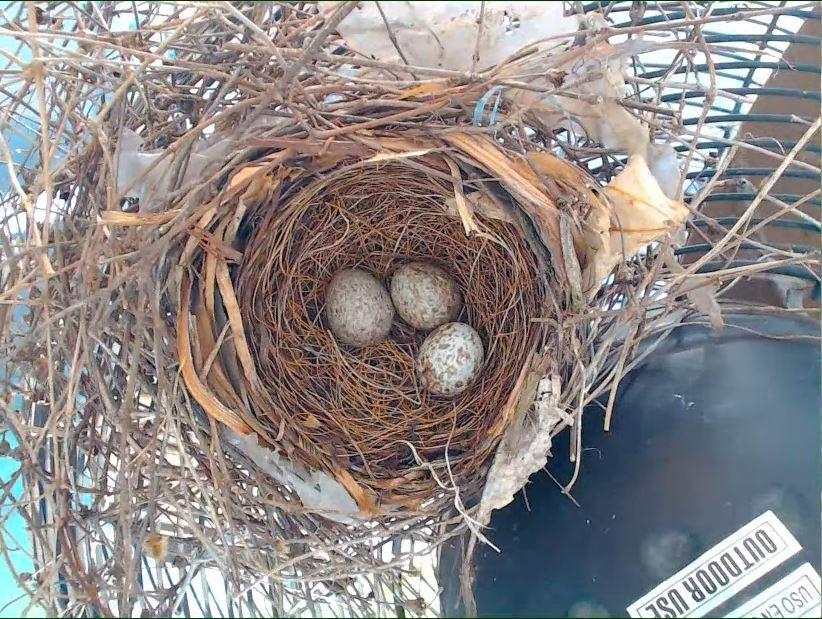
[416,322,484,397]
[325,268,394,347]
[390,262,462,330]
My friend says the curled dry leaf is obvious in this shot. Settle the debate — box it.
[443,191,516,224]
[215,260,262,391]
[143,533,168,562]
[444,132,568,281]
[178,276,252,436]
[686,284,725,331]
[582,156,690,296]
[505,40,683,197]
[526,151,596,188]
[477,369,564,526]
[664,253,725,330]
[444,156,481,237]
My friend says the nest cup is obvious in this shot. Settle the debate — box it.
[230,159,550,510]
[176,130,594,519]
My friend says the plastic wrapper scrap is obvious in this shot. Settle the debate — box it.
[327,2,682,197]
[320,1,578,72]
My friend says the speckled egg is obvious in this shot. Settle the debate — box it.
[325,268,394,347]
[416,322,484,397]
[390,262,462,330]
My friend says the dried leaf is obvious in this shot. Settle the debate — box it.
[445,132,567,282]
[512,39,682,193]
[663,254,724,330]
[526,151,594,189]
[224,151,290,201]
[397,81,452,100]
[582,156,690,295]
[215,260,262,391]
[477,369,564,526]
[193,292,244,409]
[302,413,321,429]
[688,284,725,331]
[553,96,648,156]
[334,467,378,516]
[143,533,168,562]
[227,164,268,192]
[443,191,516,224]
[178,277,252,435]
[444,157,480,236]
[509,41,654,157]
[560,214,584,311]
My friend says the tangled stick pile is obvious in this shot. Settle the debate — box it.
[1,2,818,617]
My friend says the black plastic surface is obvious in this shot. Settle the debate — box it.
[440,314,821,618]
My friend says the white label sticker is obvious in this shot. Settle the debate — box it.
[627,511,802,618]
[725,563,821,618]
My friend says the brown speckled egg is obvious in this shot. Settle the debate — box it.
[390,262,462,330]
[416,322,484,397]
[325,268,394,347]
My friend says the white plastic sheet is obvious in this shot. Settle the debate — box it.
[327,5,683,192]
[224,429,361,524]
[115,128,233,208]
[322,1,577,71]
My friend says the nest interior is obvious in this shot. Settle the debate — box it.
[236,161,547,506]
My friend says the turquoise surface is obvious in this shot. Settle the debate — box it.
[0,432,42,618]
[1,18,44,618]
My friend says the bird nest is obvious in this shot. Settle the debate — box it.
[177,133,591,514]
[2,2,818,617]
